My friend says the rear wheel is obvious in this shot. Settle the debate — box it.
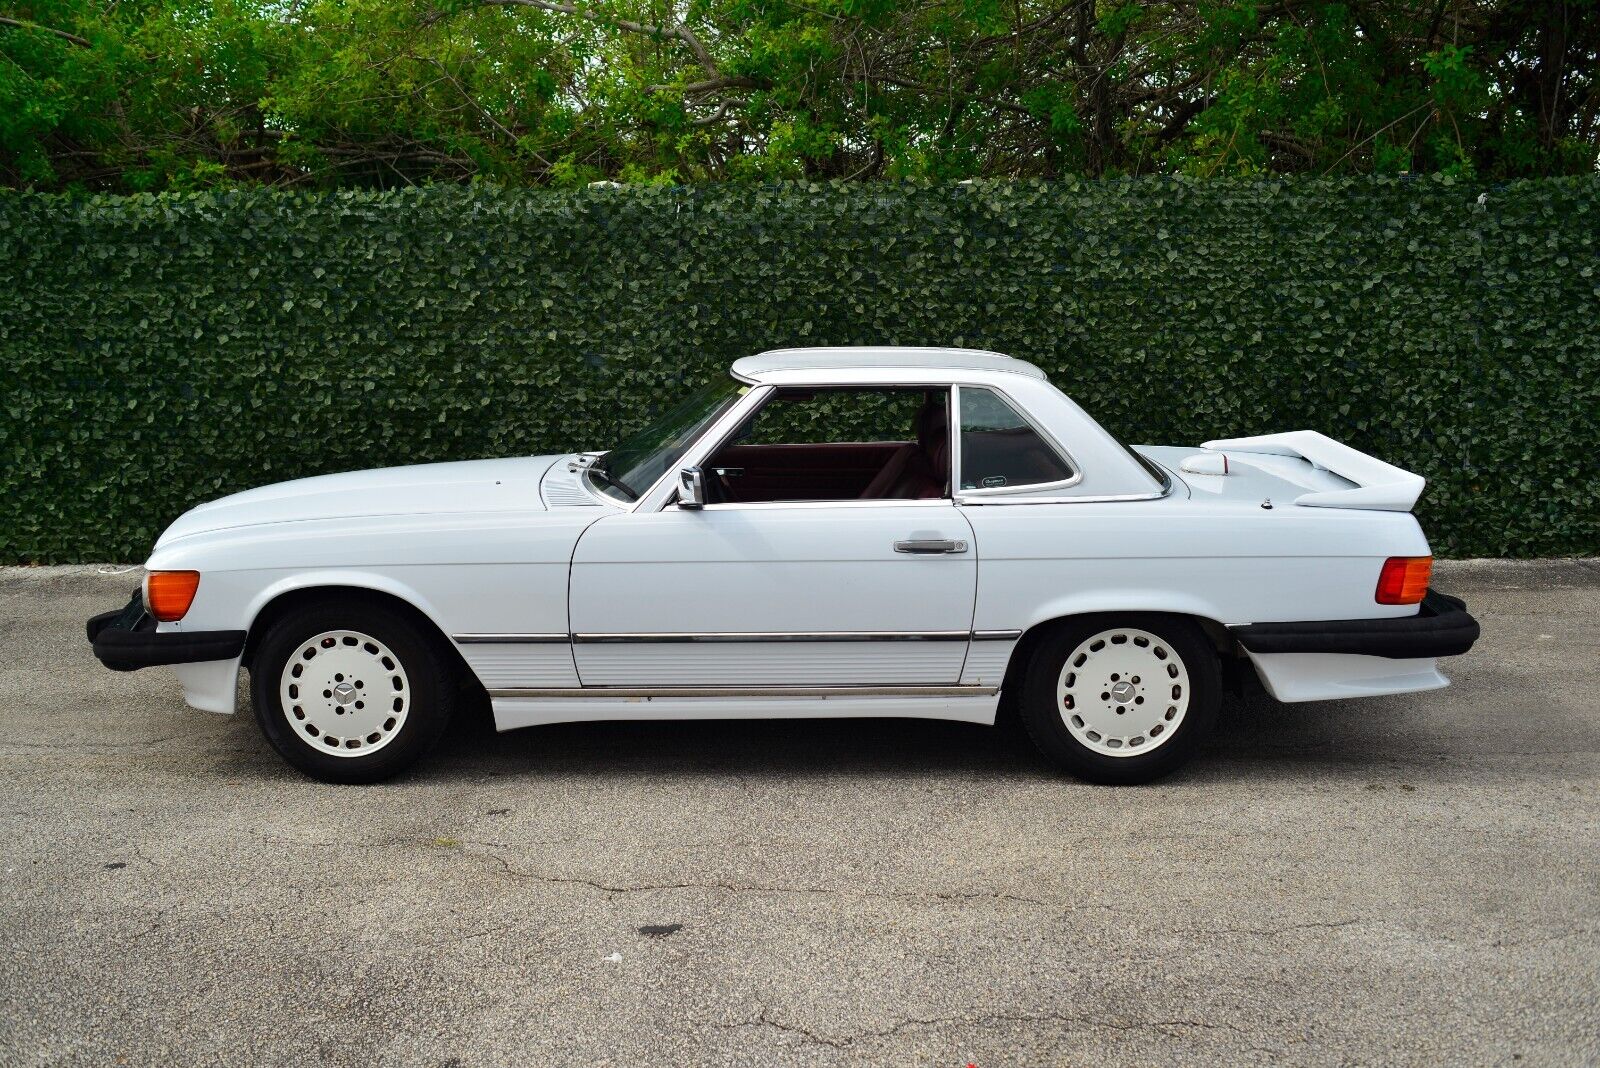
[251,600,454,784]
[1018,615,1219,784]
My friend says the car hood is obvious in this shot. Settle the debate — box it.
[154,455,563,547]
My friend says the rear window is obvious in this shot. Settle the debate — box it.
[957,387,1075,491]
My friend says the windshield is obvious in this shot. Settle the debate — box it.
[588,378,744,503]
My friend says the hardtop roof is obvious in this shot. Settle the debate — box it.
[731,346,1047,384]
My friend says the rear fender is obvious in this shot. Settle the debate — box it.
[1017,591,1229,635]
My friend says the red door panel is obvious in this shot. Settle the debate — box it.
[714,442,906,501]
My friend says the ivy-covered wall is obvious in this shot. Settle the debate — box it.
[2,177,1595,562]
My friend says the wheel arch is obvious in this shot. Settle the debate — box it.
[996,609,1237,711]
[240,575,464,677]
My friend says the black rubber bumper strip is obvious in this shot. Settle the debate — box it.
[1231,588,1480,660]
[87,592,245,673]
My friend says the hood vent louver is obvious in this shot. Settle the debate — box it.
[540,461,604,508]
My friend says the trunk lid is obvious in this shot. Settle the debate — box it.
[1140,445,1358,507]
[1139,431,1423,512]
[1198,431,1424,511]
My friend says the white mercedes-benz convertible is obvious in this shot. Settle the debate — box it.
[89,347,1478,784]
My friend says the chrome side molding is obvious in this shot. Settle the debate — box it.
[574,630,973,644]
[454,633,570,645]
[488,684,1002,699]
[457,630,1022,645]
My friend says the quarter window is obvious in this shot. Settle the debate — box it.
[957,387,1074,491]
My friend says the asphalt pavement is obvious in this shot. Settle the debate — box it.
[1,560,1597,1066]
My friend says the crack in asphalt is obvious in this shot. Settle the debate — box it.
[224,840,1415,946]
[124,904,229,945]
[465,844,1055,908]
[715,1005,1240,1049]
[0,736,190,752]
[1206,918,1362,938]
[245,834,1069,909]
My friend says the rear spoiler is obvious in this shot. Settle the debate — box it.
[1199,430,1425,512]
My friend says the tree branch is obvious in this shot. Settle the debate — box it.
[479,0,719,75]
[1153,95,1215,145]
[689,99,739,126]
[647,74,760,95]
[0,15,91,48]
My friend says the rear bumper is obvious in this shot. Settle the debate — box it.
[1231,589,1479,660]
[87,592,246,673]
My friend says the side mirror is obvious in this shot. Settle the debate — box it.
[678,466,707,510]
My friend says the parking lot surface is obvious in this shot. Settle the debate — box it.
[1,561,1597,1066]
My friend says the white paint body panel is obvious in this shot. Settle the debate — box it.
[171,655,242,714]
[962,492,1429,631]
[569,503,976,686]
[1201,430,1426,512]
[959,639,1017,688]
[124,348,1459,730]
[1246,652,1449,702]
[155,456,562,546]
[458,644,578,689]
[492,692,1001,730]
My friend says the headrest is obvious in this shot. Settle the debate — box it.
[916,393,948,453]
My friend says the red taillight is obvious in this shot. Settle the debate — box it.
[145,571,201,621]
[1376,557,1431,605]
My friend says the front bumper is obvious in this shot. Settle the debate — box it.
[87,592,246,673]
[1231,588,1479,660]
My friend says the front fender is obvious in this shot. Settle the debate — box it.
[160,568,457,715]
[237,569,456,642]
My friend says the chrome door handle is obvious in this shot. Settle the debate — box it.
[894,539,968,554]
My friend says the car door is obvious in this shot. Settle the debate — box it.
[568,500,977,687]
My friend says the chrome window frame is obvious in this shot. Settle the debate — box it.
[650,382,960,513]
[580,380,756,512]
[956,487,1170,506]
[694,498,958,512]
[617,374,1174,514]
[951,383,1083,499]
[629,384,774,513]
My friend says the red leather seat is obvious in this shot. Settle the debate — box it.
[859,396,949,499]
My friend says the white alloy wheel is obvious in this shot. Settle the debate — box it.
[278,629,410,757]
[1056,626,1191,757]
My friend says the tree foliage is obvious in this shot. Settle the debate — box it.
[1,0,1596,190]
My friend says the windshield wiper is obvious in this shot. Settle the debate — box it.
[585,462,638,501]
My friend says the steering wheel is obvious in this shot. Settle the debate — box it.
[708,465,737,503]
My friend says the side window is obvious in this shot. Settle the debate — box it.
[957,387,1074,491]
[705,387,951,503]
[739,388,925,446]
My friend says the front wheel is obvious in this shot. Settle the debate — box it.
[1018,615,1220,785]
[251,600,455,784]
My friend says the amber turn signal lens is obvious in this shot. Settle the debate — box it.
[145,570,201,621]
[1375,557,1432,605]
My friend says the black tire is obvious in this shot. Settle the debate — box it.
[250,599,455,784]
[1018,614,1220,785]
